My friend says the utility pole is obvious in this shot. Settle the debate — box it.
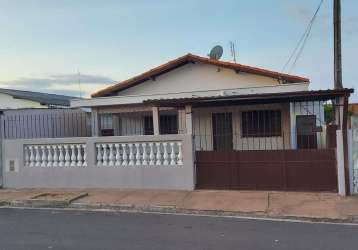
[334,0,343,89]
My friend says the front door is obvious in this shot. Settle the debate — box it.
[212,112,233,151]
[296,115,317,149]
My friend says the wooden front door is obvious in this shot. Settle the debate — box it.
[212,113,233,151]
[296,115,318,149]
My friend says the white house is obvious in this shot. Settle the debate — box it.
[2,54,353,194]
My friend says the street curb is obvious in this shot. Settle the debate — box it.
[1,200,357,224]
[68,202,356,224]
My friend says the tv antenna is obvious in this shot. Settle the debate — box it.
[229,41,237,63]
[208,45,223,60]
[77,69,82,98]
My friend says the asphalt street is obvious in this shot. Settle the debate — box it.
[0,208,357,250]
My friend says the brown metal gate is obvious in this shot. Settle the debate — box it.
[196,149,337,191]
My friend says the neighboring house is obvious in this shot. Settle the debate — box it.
[0,88,76,109]
[2,54,354,195]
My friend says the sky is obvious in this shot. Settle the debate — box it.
[0,0,357,101]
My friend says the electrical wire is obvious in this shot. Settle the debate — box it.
[282,0,325,73]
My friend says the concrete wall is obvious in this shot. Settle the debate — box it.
[2,134,195,190]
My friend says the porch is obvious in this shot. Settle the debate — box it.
[1,89,353,194]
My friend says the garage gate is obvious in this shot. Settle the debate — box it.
[195,149,337,191]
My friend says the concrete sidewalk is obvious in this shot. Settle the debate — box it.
[1,188,358,222]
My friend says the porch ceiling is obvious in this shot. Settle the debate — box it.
[143,88,354,107]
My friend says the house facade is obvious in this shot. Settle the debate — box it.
[2,54,354,194]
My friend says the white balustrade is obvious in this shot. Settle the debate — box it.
[24,143,87,168]
[128,144,134,166]
[170,142,176,165]
[108,144,114,166]
[25,141,183,168]
[35,146,41,167]
[76,144,83,167]
[47,145,53,167]
[115,144,121,166]
[156,143,162,165]
[64,145,70,167]
[52,145,58,167]
[95,141,184,167]
[122,143,128,166]
[29,145,35,167]
[102,144,108,166]
[135,143,141,165]
[163,142,169,165]
[142,143,148,166]
[149,143,155,165]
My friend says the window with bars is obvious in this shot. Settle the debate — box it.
[160,114,178,134]
[241,110,282,137]
[144,116,154,135]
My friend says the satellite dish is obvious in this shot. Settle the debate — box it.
[209,45,223,60]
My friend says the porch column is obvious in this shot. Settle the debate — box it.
[185,105,193,135]
[152,106,160,135]
[91,108,101,137]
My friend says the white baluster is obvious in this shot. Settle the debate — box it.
[96,144,102,166]
[24,146,30,166]
[46,145,53,167]
[108,144,114,166]
[156,143,162,165]
[135,143,141,165]
[115,144,121,166]
[142,143,148,166]
[64,145,70,167]
[163,142,169,165]
[177,142,183,165]
[58,145,64,167]
[76,144,83,167]
[29,145,35,167]
[149,143,155,165]
[122,143,128,166]
[52,145,59,167]
[129,143,134,165]
[35,146,41,167]
[40,146,47,167]
[170,142,176,165]
[82,145,87,167]
[70,145,76,167]
[102,144,108,166]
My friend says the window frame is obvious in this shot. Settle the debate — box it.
[241,109,282,138]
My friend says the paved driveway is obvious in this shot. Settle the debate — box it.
[0,208,358,250]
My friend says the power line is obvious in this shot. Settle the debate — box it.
[282,0,325,73]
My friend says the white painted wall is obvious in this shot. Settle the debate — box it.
[119,63,308,96]
[0,92,48,109]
